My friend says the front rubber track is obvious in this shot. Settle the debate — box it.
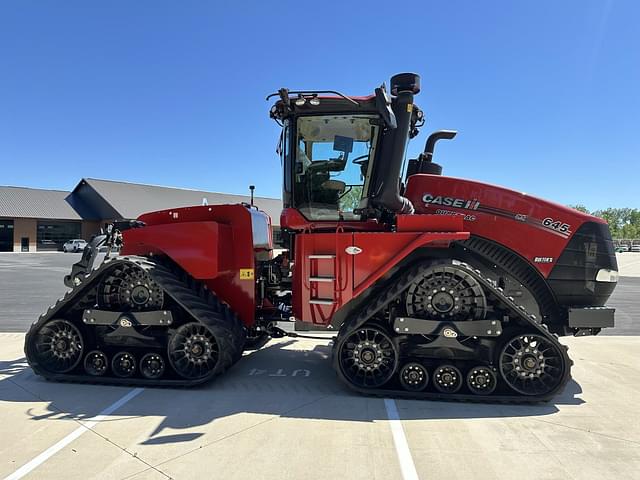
[332,260,572,404]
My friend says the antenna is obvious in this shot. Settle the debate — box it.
[249,185,255,206]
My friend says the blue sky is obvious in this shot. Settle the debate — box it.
[0,0,637,210]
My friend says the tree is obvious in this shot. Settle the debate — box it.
[568,204,590,214]
[339,186,363,212]
[591,208,640,239]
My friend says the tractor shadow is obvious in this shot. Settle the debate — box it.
[0,338,584,447]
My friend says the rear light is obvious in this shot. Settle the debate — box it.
[596,269,618,283]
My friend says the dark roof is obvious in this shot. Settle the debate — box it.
[0,186,82,220]
[74,178,283,225]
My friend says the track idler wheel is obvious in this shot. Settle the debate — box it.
[399,362,429,392]
[466,366,497,395]
[33,319,84,373]
[499,333,565,396]
[140,353,165,379]
[433,365,463,393]
[84,350,108,376]
[168,323,220,380]
[337,325,398,388]
[112,352,137,377]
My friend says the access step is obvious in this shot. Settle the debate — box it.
[309,298,335,305]
[309,276,335,283]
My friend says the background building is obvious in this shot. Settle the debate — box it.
[0,178,282,252]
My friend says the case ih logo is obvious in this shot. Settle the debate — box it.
[422,193,480,211]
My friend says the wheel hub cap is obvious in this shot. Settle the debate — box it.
[360,348,376,364]
[131,285,150,305]
[191,343,204,356]
[431,291,455,313]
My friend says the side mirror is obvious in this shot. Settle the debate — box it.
[375,84,397,129]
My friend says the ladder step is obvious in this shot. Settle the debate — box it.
[309,298,335,305]
[308,254,336,259]
[309,276,335,283]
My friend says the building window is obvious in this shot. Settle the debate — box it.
[272,227,283,247]
[37,221,81,251]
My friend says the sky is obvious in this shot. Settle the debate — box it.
[0,0,637,211]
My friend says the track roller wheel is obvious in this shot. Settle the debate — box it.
[140,353,165,379]
[399,362,429,392]
[84,350,108,376]
[168,323,220,380]
[33,319,84,373]
[337,325,398,388]
[112,352,137,377]
[466,366,497,395]
[433,365,463,393]
[499,333,565,396]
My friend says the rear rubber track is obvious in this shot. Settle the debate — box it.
[24,255,246,387]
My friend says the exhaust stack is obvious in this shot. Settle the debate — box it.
[370,73,420,215]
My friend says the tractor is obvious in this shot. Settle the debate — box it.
[25,73,618,401]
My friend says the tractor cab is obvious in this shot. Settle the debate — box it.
[269,73,424,229]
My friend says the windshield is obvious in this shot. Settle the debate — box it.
[294,114,379,221]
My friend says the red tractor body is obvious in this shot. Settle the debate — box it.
[122,204,270,327]
[406,174,602,277]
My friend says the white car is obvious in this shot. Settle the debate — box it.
[631,245,640,253]
[63,239,87,252]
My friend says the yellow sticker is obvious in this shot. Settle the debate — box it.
[406,103,413,112]
[240,268,254,280]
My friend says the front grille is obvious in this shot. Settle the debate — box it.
[547,221,618,306]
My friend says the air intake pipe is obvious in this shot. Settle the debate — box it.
[370,73,420,215]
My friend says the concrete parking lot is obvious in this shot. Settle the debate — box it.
[1,252,639,480]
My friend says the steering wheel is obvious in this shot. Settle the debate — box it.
[351,154,369,165]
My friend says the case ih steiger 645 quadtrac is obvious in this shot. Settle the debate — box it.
[25,74,618,402]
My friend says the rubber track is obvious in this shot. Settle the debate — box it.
[24,256,245,387]
[332,261,572,404]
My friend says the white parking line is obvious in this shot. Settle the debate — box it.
[4,387,144,480]
[384,398,420,480]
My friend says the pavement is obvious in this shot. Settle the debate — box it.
[1,252,639,480]
[1,334,640,480]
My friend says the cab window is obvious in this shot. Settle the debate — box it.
[294,115,379,221]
